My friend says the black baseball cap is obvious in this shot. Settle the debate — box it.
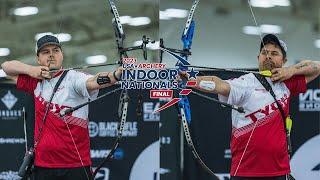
[36,35,61,55]
[260,34,287,58]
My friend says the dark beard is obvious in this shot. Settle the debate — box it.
[262,59,276,71]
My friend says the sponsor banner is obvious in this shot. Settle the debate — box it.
[0,84,34,177]
[89,121,138,138]
[299,89,320,111]
[143,102,160,122]
[129,141,159,180]
[0,138,25,144]
[91,148,124,160]
[92,167,110,180]
[291,135,320,180]
[0,171,20,180]
[0,90,23,121]
[89,88,159,180]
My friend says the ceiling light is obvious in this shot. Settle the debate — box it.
[147,41,160,50]
[128,17,151,26]
[165,9,188,18]
[260,24,282,34]
[85,55,107,64]
[13,6,39,16]
[160,9,188,20]
[0,48,10,56]
[249,0,290,8]
[55,33,72,42]
[160,11,171,20]
[119,16,131,24]
[243,25,282,35]
[35,32,53,41]
[133,41,143,46]
[249,0,274,8]
[242,26,261,35]
[34,32,71,42]
[272,0,291,6]
[314,39,320,48]
[133,40,159,50]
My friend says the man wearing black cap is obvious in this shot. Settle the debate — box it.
[1,35,122,180]
[194,34,320,180]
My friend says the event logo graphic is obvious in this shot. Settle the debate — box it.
[1,91,17,110]
[120,58,198,112]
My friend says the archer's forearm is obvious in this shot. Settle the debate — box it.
[86,70,121,92]
[289,60,320,83]
[195,76,230,97]
[1,60,34,77]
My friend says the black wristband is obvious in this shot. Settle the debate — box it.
[97,74,111,85]
[113,71,121,81]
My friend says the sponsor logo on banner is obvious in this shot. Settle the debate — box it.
[160,136,171,145]
[299,89,320,111]
[92,167,109,180]
[91,148,124,160]
[0,138,25,144]
[159,168,170,175]
[215,173,231,179]
[129,141,159,180]
[0,170,20,180]
[0,91,22,120]
[143,102,160,122]
[89,121,138,137]
[1,91,17,109]
[224,149,231,159]
[291,135,320,180]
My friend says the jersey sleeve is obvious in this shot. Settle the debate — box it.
[284,75,307,96]
[218,74,253,106]
[16,74,38,95]
[70,71,99,99]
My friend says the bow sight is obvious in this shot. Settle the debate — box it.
[116,34,155,62]
[159,38,192,64]
[109,0,154,62]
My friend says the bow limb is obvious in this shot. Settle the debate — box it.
[161,1,220,178]
[92,0,129,178]
[92,89,129,178]
[179,2,219,178]
[93,0,154,177]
